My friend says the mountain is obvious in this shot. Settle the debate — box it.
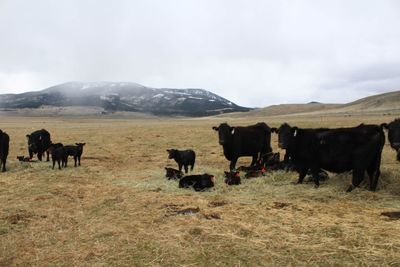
[0,82,250,116]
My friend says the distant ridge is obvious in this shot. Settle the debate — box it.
[219,90,400,117]
[0,81,251,116]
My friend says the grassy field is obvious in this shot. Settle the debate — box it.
[1,114,400,266]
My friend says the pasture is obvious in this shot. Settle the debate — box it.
[1,114,400,266]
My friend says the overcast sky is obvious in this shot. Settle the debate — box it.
[1,0,399,107]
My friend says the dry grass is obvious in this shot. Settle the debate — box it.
[1,114,400,266]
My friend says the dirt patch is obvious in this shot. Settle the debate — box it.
[208,200,229,207]
[203,212,221,220]
[4,210,35,225]
[381,211,400,220]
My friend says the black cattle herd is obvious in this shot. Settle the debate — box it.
[165,119,400,192]
[0,119,400,192]
[0,128,85,171]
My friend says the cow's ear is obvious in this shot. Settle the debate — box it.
[26,134,30,139]
[166,149,170,153]
[271,127,278,133]
[212,126,219,131]
[381,123,388,129]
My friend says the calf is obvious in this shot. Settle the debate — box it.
[64,143,85,167]
[165,167,184,180]
[47,143,67,170]
[17,156,31,162]
[167,149,195,173]
[224,171,241,185]
[0,130,10,172]
[245,167,267,178]
[179,174,215,191]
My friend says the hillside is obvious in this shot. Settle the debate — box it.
[220,90,400,118]
[0,82,250,116]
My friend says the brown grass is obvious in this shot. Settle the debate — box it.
[1,114,400,266]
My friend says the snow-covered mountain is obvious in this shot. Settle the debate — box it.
[0,82,250,116]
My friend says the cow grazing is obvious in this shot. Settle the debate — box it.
[224,171,241,185]
[382,119,400,161]
[212,122,272,171]
[167,149,195,173]
[165,167,184,180]
[64,143,85,167]
[0,130,10,172]
[47,143,67,170]
[26,129,51,161]
[179,174,215,191]
[278,123,385,192]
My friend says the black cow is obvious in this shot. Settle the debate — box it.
[382,119,400,161]
[212,122,272,171]
[277,123,385,192]
[165,167,184,180]
[224,171,241,185]
[64,143,85,167]
[179,174,215,191]
[0,130,10,172]
[167,149,195,173]
[26,129,51,161]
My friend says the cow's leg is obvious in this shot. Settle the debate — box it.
[184,165,189,174]
[347,168,365,192]
[78,156,81,166]
[29,149,33,159]
[230,157,238,171]
[178,163,183,172]
[46,151,50,162]
[397,149,400,161]
[1,159,5,172]
[250,154,258,166]
[297,168,308,184]
[52,159,55,169]
[38,152,42,161]
[74,156,77,167]
[58,159,61,170]
[310,168,320,188]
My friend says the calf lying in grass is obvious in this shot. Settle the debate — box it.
[64,143,85,167]
[165,167,183,180]
[179,174,215,191]
[224,171,241,185]
[245,167,267,178]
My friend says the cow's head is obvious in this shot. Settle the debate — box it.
[212,123,234,145]
[274,123,295,149]
[26,134,39,153]
[76,143,86,147]
[383,119,400,160]
[166,149,177,159]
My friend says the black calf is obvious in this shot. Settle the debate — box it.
[165,167,183,180]
[167,149,195,173]
[224,171,241,185]
[64,143,85,167]
[179,174,215,191]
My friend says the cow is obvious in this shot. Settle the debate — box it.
[212,122,272,171]
[224,171,241,185]
[382,119,400,161]
[179,174,215,191]
[167,149,195,173]
[0,130,10,172]
[64,143,85,167]
[26,129,51,161]
[165,167,184,180]
[276,123,385,192]
[47,143,67,170]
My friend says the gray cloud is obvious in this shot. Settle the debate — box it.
[0,0,400,107]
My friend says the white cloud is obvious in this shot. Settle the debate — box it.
[0,0,399,107]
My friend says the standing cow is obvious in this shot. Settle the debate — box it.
[26,129,51,161]
[212,122,272,170]
[277,123,385,192]
[382,119,400,161]
[0,130,10,172]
